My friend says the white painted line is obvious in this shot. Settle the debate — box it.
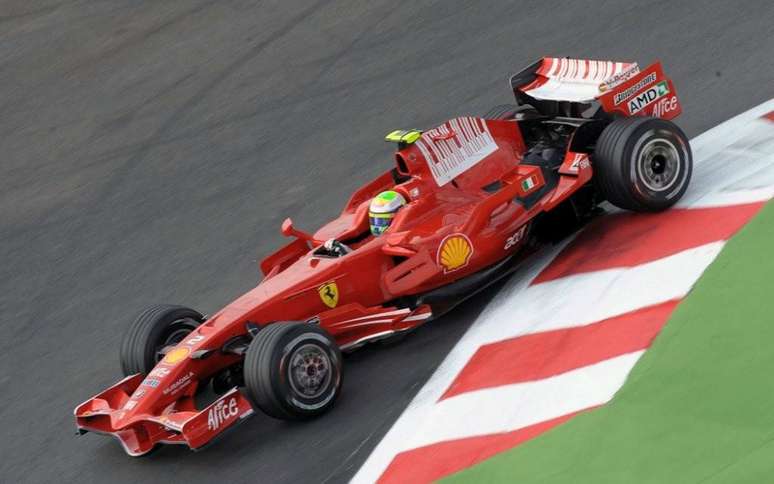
[689,99,774,155]
[404,351,643,450]
[471,242,724,347]
[678,120,774,209]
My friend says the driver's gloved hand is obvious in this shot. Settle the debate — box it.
[323,239,351,257]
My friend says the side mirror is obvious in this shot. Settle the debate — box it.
[381,244,417,257]
[280,217,315,243]
[381,232,416,256]
[281,218,295,237]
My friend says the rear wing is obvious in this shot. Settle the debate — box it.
[510,57,682,120]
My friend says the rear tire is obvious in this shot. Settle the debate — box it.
[243,323,342,420]
[593,117,692,211]
[119,304,203,376]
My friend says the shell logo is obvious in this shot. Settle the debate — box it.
[163,347,190,364]
[437,234,473,273]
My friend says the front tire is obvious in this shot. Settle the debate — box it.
[243,323,342,421]
[593,117,692,211]
[119,304,203,376]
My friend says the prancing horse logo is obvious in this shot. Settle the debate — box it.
[318,282,339,308]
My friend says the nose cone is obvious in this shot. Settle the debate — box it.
[116,363,199,422]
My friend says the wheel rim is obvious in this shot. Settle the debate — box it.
[288,343,332,400]
[154,319,198,363]
[636,138,681,192]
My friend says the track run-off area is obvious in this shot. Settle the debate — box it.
[354,100,774,483]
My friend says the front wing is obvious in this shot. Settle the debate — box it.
[74,375,254,456]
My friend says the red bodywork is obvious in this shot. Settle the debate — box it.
[75,58,681,455]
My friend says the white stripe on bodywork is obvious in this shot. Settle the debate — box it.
[402,313,433,322]
[548,57,560,76]
[589,61,599,81]
[578,59,587,80]
[418,117,497,187]
[335,309,410,324]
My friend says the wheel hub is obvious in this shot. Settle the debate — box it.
[637,138,680,191]
[289,344,331,399]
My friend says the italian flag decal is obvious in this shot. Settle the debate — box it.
[521,177,536,192]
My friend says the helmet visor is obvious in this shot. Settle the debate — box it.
[369,212,394,236]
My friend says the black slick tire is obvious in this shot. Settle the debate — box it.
[593,116,692,211]
[119,304,203,376]
[243,322,342,421]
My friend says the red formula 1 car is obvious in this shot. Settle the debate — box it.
[75,57,692,456]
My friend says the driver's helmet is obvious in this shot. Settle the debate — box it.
[369,190,407,236]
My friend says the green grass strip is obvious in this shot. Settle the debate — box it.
[444,200,774,484]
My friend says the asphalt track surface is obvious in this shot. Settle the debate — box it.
[1,1,773,483]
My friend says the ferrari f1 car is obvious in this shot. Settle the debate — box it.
[75,57,692,455]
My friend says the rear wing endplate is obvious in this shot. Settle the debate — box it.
[511,57,682,120]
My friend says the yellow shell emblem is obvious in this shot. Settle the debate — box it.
[318,281,339,308]
[438,234,473,273]
[163,347,190,364]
